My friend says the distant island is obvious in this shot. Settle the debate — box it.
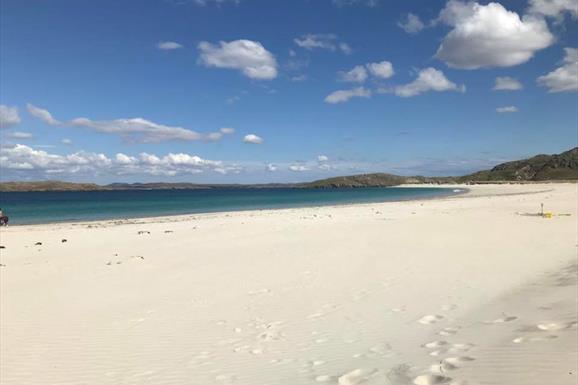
[1,147,576,192]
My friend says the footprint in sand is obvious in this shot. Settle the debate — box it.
[315,375,333,382]
[536,321,577,331]
[419,315,444,325]
[429,343,475,357]
[438,326,460,336]
[337,368,380,385]
[445,356,475,365]
[513,335,558,343]
[353,344,394,359]
[484,315,518,324]
[412,374,452,385]
[449,343,475,352]
[423,341,449,349]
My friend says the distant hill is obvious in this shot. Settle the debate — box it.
[305,147,578,188]
[1,147,576,192]
[106,182,293,190]
[461,147,578,182]
[0,181,102,192]
[302,173,455,188]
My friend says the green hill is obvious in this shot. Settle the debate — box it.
[461,147,578,182]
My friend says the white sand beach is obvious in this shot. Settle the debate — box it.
[0,183,577,385]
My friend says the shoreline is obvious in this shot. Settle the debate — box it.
[0,185,467,228]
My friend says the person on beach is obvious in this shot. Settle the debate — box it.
[0,208,8,226]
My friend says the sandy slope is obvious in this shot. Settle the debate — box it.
[0,183,576,385]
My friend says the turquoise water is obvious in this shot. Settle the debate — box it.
[0,187,460,225]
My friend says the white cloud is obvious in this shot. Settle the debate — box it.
[61,138,73,145]
[70,117,202,143]
[338,65,368,83]
[325,87,371,103]
[220,127,235,134]
[496,106,519,113]
[294,34,352,54]
[537,47,578,92]
[394,68,465,97]
[0,144,241,178]
[243,134,263,144]
[366,61,394,79]
[338,61,394,83]
[291,74,307,82]
[436,1,554,69]
[0,105,21,128]
[26,105,233,143]
[6,131,33,139]
[289,164,309,172]
[527,0,578,19]
[198,39,278,80]
[27,104,61,125]
[266,163,277,172]
[398,13,425,34]
[339,43,353,55]
[317,155,329,162]
[157,41,183,50]
[493,76,523,91]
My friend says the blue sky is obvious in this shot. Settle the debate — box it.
[1,0,577,183]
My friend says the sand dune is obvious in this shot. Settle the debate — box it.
[0,183,576,385]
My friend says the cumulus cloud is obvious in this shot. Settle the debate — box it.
[393,68,465,97]
[366,61,395,79]
[198,39,278,80]
[27,104,61,125]
[157,41,183,50]
[0,105,21,128]
[398,13,425,34]
[317,155,329,162]
[493,76,523,91]
[294,34,352,54]
[338,61,394,83]
[496,106,519,113]
[325,87,371,103]
[537,47,578,92]
[26,105,235,143]
[266,163,277,172]
[289,164,309,172]
[338,65,368,83]
[436,1,554,69]
[243,134,263,144]
[527,0,578,19]
[0,144,241,178]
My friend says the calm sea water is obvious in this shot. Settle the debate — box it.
[0,187,460,225]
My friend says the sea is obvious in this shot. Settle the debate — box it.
[0,187,462,225]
